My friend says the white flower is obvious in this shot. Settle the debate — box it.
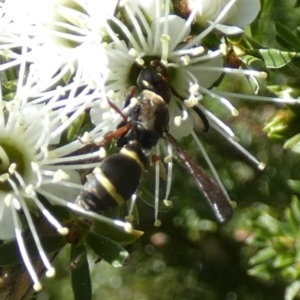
[87,0,300,224]
[188,0,261,34]
[0,57,131,290]
[0,0,117,88]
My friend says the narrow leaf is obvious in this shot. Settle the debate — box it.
[85,231,129,267]
[70,243,92,300]
[258,49,297,69]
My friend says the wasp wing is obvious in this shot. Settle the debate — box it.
[165,132,233,223]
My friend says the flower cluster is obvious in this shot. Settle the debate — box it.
[0,0,298,295]
[0,44,131,290]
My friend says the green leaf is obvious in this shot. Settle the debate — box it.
[258,49,297,69]
[288,181,300,195]
[264,109,298,140]
[247,264,271,281]
[61,112,86,143]
[284,133,300,152]
[285,280,300,300]
[284,207,299,235]
[70,243,92,300]
[240,54,266,70]
[92,218,143,245]
[272,255,294,269]
[275,22,300,51]
[0,234,66,266]
[249,247,277,265]
[85,231,129,267]
[258,214,280,234]
[282,266,300,281]
[290,196,300,223]
[70,242,88,270]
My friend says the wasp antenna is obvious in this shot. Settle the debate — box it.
[106,98,128,121]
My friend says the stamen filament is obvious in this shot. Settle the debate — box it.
[198,85,239,116]
[30,192,69,235]
[10,205,42,291]
[37,189,132,232]
[183,0,238,49]
[17,196,55,276]
[164,143,173,201]
[127,194,137,220]
[40,151,102,165]
[215,91,300,104]
[191,131,230,200]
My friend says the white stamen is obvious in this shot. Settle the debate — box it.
[99,147,106,159]
[181,55,191,66]
[53,169,69,182]
[31,162,42,187]
[164,144,173,202]
[101,101,110,110]
[106,89,115,98]
[198,65,268,79]
[182,110,189,121]
[174,116,182,126]
[161,34,170,65]
[201,106,236,138]
[119,221,133,233]
[154,219,162,227]
[10,205,42,291]
[163,199,173,207]
[37,197,69,234]
[127,193,137,219]
[6,177,20,196]
[25,184,34,195]
[4,194,13,206]
[191,46,205,56]
[37,189,133,232]
[18,195,56,280]
[94,137,104,146]
[8,163,16,174]
[164,154,173,164]
[12,198,21,210]
[184,98,198,107]
[216,91,300,104]
[125,215,134,222]
[191,131,230,200]
[208,120,265,169]
[135,57,144,66]
[190,83,200,94]
[0,173,9,182]
[198,85,239,116]
[80,132,92,143]
[58,228,69,235]
[44,151,102,164]
[60,115,68,123]
[46,268,56,278]
[129,48,140,57]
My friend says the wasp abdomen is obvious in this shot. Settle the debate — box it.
[76,143,147,213]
